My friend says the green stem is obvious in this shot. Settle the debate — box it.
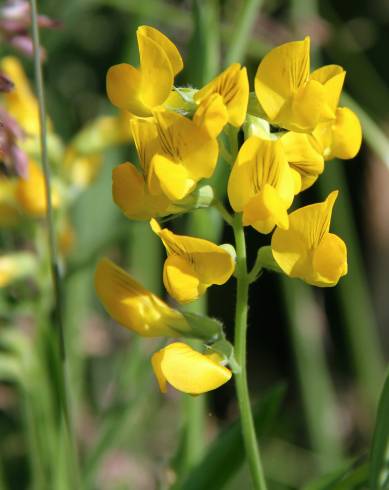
[232,214,267,490]
[30,0,65,359]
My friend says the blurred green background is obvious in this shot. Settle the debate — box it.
[1,0,389,488]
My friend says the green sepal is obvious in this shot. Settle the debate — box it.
[181,311,224,343]
[257,246,282,273]
[208,339,241,374]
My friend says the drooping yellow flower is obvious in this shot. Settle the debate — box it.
[106,26,183,117]
[146,110,219,201]
[271,191,347,287]
[227,136,295,234]
[280,131,324,192]
[1,56,40,135]
[94,258,191,337]
[151,342,232,395]
[15,160,60,217]
[312,107,362,161]
[194,63,249,129]
[150,219,235,303]
[255,38,345,132]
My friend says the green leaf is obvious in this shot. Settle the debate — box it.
[370,369,389,489]
[178,383,286,490]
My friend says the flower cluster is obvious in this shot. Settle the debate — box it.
[96,27,362,394]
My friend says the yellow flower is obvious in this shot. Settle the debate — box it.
[280,131,324,192]
[15,160,60,217]
[146,110,219,201]
[312,107,362,161]
[255,38,345,132]
[94,258,191,337]
[1,56,40,135]
[194,63,249,128]
[106,26,183,117]
[227,136,295,234]
[271,191,347,287]
[150,219,235,303]
[151,342,232,394]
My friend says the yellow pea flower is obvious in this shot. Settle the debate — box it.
[280,131,324,192]
[106,26,183,117]
[194,63,249,128]
[312,107,362,161]
[146,110,219,201]
[1,56,40,135]
[150,219,235,303]
[151,342,232,395]
[255,38,345,132]
[271,191,347,287]
[15,160,60,217]
[94,258,191,337]
[227,136,295,234]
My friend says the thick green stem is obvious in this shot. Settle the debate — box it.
[233,214,267,490]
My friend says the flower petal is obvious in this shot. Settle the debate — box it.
[106,63,149,115]
[195,64,249,127]
[151,342,232,395]
[310,64,345,113]
[151,154,195,201]
[328,107,362,160]
[163,254,204,303]
[137,30,174,108]
[193,93,229,138]
[243,183,289,234]
[280,131,324,191]
[255,37,310,121]
[137,26,183,76]
[112,163,170,220]
[94,257,188,336]
[312,232,347,286]
[277,79,334,132]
